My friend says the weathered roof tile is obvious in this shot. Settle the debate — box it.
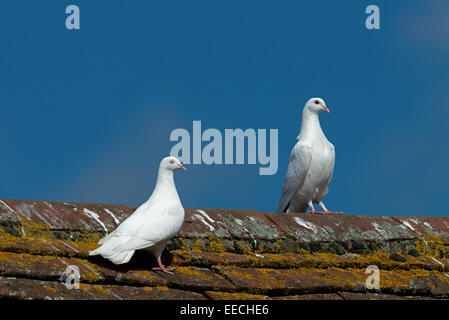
[266,213,417,253]
[392,216,449,241]
[214,266,367,295]
[336,292,433,300]
[0,277,205,300]
[204,291,270,300]
[272,293,344,300]
[2,199,133,236]
[0,198,448,300]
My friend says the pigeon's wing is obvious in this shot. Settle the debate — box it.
[97,202,151,245]
[276,141,313,213]
[323,142,336,194]
[105,202,182,252]
[113,236,156,253]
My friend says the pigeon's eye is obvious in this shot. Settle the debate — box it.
[314,100,320,105]
[169,160,175,164]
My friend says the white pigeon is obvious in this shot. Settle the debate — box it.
[276,98,341,214]
[89,156,186,274]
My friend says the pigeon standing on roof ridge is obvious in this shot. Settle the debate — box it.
[89,156,186,274]
[276,98,342,215]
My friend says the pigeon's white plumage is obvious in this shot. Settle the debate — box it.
[89,156,186,273]
[277,98,339,214]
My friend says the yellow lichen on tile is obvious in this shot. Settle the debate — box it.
[156,286,169,291]
[209,241,225,253]
[44,285,57,293]
[416,234,449,258]
[220,267,255,281]
[92,284,113,296]
[235,241,252,254]
[192,239,203,252]
[205,291,268,300]
[176,266,216,281]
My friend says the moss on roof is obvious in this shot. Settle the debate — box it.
[0,199,448,300]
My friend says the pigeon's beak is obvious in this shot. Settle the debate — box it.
[323,106,330,113]
[178,164,187,171]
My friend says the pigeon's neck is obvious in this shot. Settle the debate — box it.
[150,169,180,201]
[298,111,326,141]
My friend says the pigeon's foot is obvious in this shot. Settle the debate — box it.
[152,266,175,275]
[152,257,175,275]
[322,210,344,215]
[317,201,343,215]
[307,201,324,215]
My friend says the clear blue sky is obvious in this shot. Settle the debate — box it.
[1,1,448,216]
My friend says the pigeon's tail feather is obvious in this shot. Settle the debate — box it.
[89,247,135,264]
[276,201,290,213]
[97,233,113,245]
[89,236,135,265]
[286,202,308,214]
[102,250,134,265]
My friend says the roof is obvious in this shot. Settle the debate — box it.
[0,198,448,300]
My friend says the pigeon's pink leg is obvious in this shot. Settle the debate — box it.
[307,201,323,215]
[319,201,344,215]
[152,257,175,275]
